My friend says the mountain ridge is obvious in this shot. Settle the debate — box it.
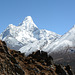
[0,16,75,73]
[0,16,75,55]
[0,16,60,51]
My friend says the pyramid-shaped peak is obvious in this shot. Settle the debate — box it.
[7,24,16,29]
[24,16,33,21]
[18,16,38,31]
[8,24,14,27]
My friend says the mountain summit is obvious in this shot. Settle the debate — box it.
[1,16,75,55]
[0,16,60,51]
[0,16,75,73]
[23,16,34,22]
[19,16,38,32]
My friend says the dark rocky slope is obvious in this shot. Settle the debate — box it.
[50,51,75,74]
[0,40,74,75]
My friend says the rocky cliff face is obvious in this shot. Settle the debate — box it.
[0,40,73,75]
[0,40,24,75]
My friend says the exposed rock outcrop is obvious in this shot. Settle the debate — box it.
[0,40,24,75]
[0,40,74,75]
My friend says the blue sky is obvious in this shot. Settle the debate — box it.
[0,0,75,35]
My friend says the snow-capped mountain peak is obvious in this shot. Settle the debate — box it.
[8,24,16,29]
[8,24,14,27]
[24,16,33,22]
[0,16,61,54]
[19,16,38,32]
[22,16,34,24]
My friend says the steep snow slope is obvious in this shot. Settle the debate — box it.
[43,25,75,54]
[19,39,48,56]
[0,16,60,51]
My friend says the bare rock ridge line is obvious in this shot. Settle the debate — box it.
[0,40,73,75]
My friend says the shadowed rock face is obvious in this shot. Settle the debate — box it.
[0,40,24,75]
[0,40,74,75]
[50,51,75,74]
